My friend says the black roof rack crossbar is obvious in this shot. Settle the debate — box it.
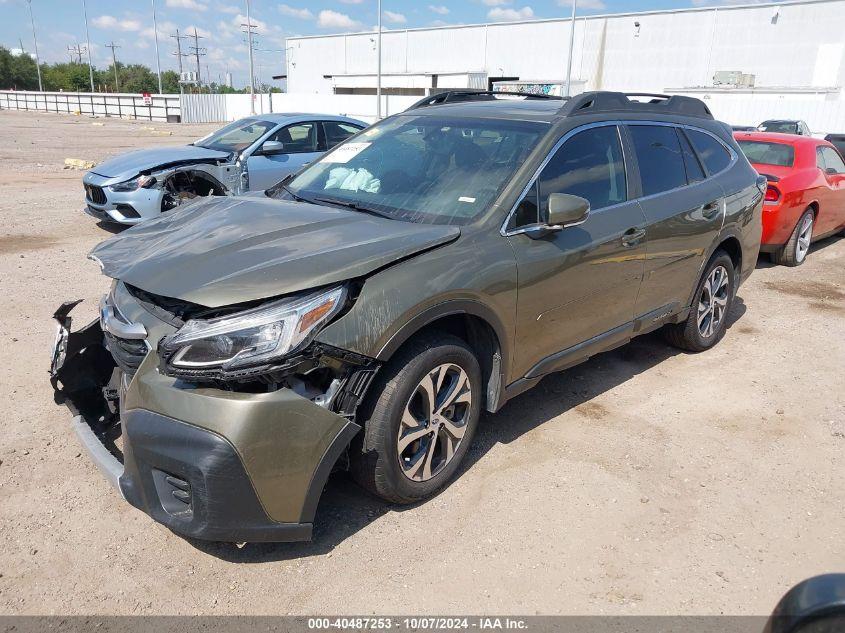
[560,91,713,119]
[406,90,565,111]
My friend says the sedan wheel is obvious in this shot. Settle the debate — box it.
[397,363,472,482]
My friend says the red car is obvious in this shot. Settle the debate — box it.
[734,132,845,266]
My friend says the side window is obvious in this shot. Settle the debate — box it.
[677,128,705,184]
[324,121,363,149]
[271,122,318,153]
[536,125,626,219]
[628,125,687,196]
[686,129,732,175]
[817,147,827,171]
[513,181,540,227]
[821,147,845,174]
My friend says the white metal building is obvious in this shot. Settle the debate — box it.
[285,0,845,130]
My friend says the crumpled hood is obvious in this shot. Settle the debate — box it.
[90,145,231,180]
[90,196,460,307]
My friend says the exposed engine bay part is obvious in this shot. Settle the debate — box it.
[160,168,229,212]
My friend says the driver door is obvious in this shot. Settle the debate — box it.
[506,124,647,380]
[246,122,323,191]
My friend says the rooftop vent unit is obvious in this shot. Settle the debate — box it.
[713,70,756,88]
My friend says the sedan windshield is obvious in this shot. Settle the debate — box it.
[279,115,546,225]
[737,140,795,167]
[195,118,276,153]
[758,121,799,134]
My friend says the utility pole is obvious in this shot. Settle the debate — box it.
[68,43,86,64]
[564,0,577,97]
[105,41,121,92]
[188,28,206,91]
[26,0,43,91]
[81,0,95,92]
[171,30,190,93]
[244,0,257,114]
[151,0,163,93]
[376,0,382,119]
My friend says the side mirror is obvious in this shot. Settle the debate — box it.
[825,167,839,176]
[259,140,286,156]
[764,574,845,633]
[521,193,590,240]
[548,193,590,228]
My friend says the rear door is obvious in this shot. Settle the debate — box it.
[246,121,322,191]
[629,124,730,317]
[323,120,365,151]
[506,124,647,379]
[816,145,845,233]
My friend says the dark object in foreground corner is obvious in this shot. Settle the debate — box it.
[764,574,845,633]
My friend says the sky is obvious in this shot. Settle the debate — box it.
[1,0,778,87]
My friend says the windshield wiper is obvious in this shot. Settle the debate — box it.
[313,196,394,220]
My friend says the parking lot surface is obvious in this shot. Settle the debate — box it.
[0,110,843,615]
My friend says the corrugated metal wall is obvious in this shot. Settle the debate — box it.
[180,93,227,123]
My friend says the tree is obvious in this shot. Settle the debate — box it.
[0,46,40,90]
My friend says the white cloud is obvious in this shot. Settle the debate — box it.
[428,5,450,14]
[216,3,239,14]
[92,15,142,31]
[317,9,361,29]
[279,4,314,19]
[482,0,510,5]
[339,0,364,3]
[487,6,534,20]
[165,0,208,10]
[140,20,176,39]
[383,10,407,23]
[183,24,213,39]
[558,0,605,8]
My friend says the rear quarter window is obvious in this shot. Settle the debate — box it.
[686,129,732,174]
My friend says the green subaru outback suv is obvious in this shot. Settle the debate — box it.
[51,91,764,542]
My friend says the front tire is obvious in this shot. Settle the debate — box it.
[772,208,814,267]
[350,333,482,504]
[664,250,735,352]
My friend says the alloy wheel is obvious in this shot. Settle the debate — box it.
[795,213,813,263]
[697,265,730,338]
[397,363,472,482]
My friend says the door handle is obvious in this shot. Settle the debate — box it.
[621,227,646,247]
[702,200,722,219]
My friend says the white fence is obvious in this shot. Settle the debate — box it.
[0,90,180,122]
[4,88,844,133]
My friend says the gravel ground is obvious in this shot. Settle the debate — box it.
[0,110,843,616]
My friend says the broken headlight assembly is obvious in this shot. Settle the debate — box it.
[109,175,157,192]
[159,286,347,376]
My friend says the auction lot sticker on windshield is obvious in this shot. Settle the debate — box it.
[322,142,371,164]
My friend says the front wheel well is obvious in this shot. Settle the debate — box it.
[390,313,503,413]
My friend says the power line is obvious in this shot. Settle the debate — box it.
[188,28,206,89]
[170,29,190,93]
[105,41,121,92]
[243,0,257,114]
[67,43,86,64]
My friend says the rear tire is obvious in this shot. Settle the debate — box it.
[664,250,735,352]
[772,208,814,267]
[350,332,482,504]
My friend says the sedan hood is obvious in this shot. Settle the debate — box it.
[90,145,231,180]
[90,196,460,307]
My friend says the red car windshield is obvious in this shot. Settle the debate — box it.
[737,141,795,167]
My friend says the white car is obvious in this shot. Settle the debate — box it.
[82,114,366,225]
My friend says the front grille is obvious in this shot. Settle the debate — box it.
[103,331,148,377]
[85,184,107,205]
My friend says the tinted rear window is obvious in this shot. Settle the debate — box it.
[686,129,732,174]
[737,141,795,167]
[629,125,688,196]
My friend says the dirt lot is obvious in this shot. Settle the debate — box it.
[0,109,843,616]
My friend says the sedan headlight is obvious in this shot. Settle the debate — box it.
[161,286,346,371]
[109,175,156,192]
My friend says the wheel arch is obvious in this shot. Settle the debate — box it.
[375,300,510,413]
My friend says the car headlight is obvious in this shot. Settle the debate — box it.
[160,286,346,371]
[109,175,156,192]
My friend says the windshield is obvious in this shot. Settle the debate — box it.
[195,118,276,153]
[738,140,795,167]
[758,121,798,134]
[279,115,546,225]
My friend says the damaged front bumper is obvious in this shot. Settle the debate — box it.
[50,302,361,543]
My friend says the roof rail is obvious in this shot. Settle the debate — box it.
[405,90,565,111]
[560,91,713,119]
